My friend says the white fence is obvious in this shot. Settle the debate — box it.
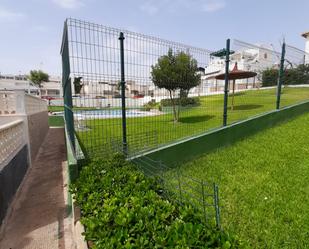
[0,90,48,168]
[0,120,26,168]
[0,90,47,115]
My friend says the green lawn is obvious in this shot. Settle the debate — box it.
[77,87,309,156]
[169,111,309,248]
[48,115,64,127]
[48,105,64,112]
[48,105,98,112]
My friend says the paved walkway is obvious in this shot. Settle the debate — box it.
[0,128,73,249]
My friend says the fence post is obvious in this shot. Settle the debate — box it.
[276,41,286,110]
[119,32,127,154]
[177,167,183,202]
[223,39,230,126]
[61,20,75,151]
[213,183,221,229]
[201,181,207,224]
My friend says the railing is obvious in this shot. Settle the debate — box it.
[0,120,26,167]
[0,90,47,115]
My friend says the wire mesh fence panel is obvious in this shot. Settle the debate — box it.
[65,18,225,158]
[122,30,223,153]
[131,155,220,227]
[64,18,309,158]
[281,44,309,108]
[66,18,123,158]
[221,39,282,124]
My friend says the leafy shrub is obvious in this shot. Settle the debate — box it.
[262,68,278,87]
[70,155,243,249]
[161,97,200,107]
[141,99,158,111]
[141,100,162,112]
[262,65,309,87]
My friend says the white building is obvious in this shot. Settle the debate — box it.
[0,74,40,95]
[201,44,280,93]
[301,31,309,64]
[0,74,62,98]
[40,76,62,97]
[78,78,153,99]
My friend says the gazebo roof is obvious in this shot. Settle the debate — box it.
[215,63,257,80]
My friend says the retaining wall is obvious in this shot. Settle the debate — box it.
[0,145,29,223]
[133,100,309,167]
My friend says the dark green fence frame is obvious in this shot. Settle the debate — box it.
[60,19,295,162]
[61,20,75,151]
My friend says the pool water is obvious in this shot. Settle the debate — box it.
[74,109,158,119]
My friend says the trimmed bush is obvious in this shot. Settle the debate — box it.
[161,97,200,107]
[70,155,243,249]
[262,64,309,87]
[262,68,278,87]
[141,100,159,112]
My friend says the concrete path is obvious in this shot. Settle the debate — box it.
[0,128,73,249]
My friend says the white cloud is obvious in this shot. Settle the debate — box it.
[202,1,226,12]
[0,7,25,22]
[52,0,84,9]
[139,0,226,15]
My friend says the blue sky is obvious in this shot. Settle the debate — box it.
[0,0,308,75]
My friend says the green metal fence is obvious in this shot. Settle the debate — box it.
[61,18,309,159]
[281,43,309,107]
[60,17,309,231]
[132,155,221,228]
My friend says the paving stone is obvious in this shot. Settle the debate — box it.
[0,128,72,249]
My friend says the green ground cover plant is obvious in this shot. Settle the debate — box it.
[169,112,309,248]
[70,155,243,249]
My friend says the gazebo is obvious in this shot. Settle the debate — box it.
[215,62,257,110]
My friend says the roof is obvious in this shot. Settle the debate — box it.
[301,32,309,38]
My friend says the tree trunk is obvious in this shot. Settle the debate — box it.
[176,99,180,121]
[169,90,178,123]
[231,80,235,110]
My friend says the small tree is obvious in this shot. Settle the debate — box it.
[151,49,200,122]
[28,70,49,87]
[73,77,83,94]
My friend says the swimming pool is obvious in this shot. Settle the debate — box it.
[73,109,159,120]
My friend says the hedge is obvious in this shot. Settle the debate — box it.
[70,155,243,249]
[262,64,309,87]
[161,97,200,107]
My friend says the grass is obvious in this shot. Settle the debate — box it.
[169,111,309,248]
[48,105,97,112]
[48,116,64,127]
[48,106,64,112]
[77,87,309,156]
